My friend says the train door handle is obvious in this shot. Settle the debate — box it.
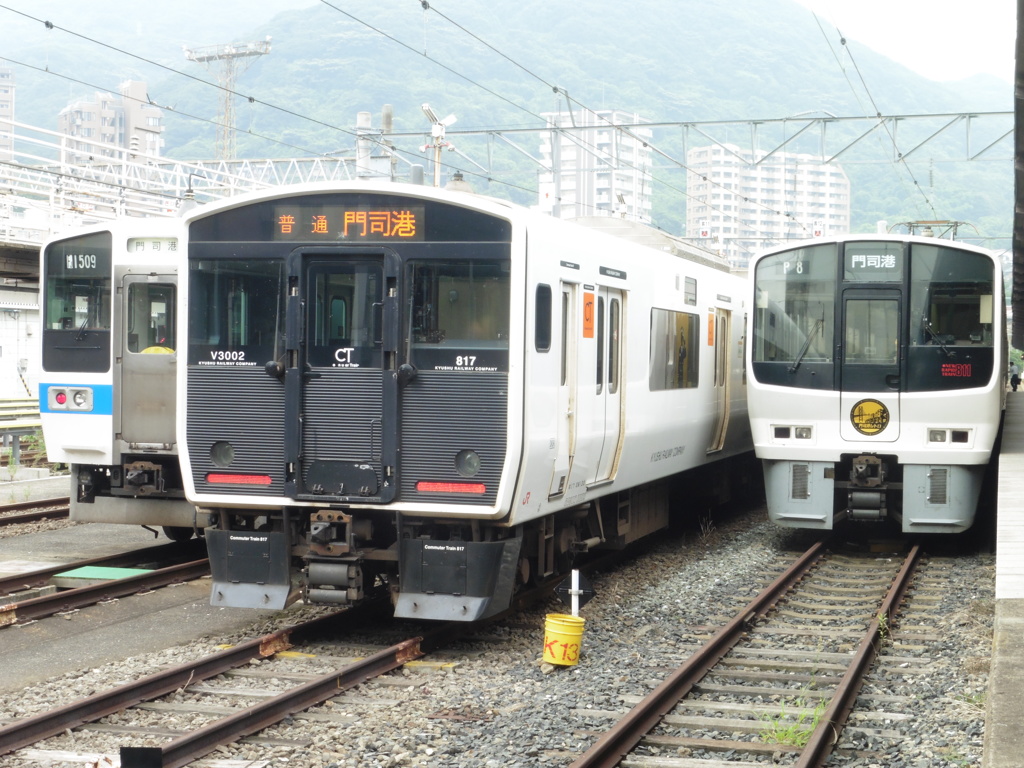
[885,374,900,389]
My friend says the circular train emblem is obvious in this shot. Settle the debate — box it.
[850,399,889,436]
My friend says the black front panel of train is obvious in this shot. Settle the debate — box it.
[752,240,997,392]
[187,368,287,496]
[399,371,506,505]
[187,191,513,505]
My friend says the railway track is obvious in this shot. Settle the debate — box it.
[568,542,923,767]
[0,537,209,626]
[0,497,70,527]
[0,563,571,767]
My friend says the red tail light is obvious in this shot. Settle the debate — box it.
[207,473,273,486]
[416,481,486,494]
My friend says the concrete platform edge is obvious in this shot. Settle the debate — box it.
[984,598,1024,768]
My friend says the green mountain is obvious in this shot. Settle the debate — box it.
[1,0,1012,245]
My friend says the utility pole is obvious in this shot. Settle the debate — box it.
[421,103,456,187]
[185,38,271,161]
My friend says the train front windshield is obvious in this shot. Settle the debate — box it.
[753,240,996,391]
[42,232,113,373]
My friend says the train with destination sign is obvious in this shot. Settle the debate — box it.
[38,218,206,540]
[40,180,755,621]
[747,233,1005,533]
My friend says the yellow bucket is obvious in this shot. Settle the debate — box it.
[543,613,585,666]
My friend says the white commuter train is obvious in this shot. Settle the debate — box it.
[176,181,754,620]
[38,219,206,539]
[748,233,1005,533]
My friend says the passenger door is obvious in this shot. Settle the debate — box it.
[285,249,401,501]
[548,282,578,498]
[839,289,901,441]
[119,275,176,447]
[707,308,731,453]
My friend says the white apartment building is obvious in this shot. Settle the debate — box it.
[537,110,653,224]
[686,143,850,268]
[58,80,164,163]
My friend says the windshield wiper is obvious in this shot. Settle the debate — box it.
[922,319,954,359]
[789,307,825,374]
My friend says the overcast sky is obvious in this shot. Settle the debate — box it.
[792,0,1015,83]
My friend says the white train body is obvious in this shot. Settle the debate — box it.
[747,234,1005,533]
[38,219,202,535]
[178,181,752,620]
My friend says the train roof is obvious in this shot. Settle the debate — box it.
[569,216,733,273]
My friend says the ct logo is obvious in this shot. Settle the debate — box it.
[334,347,355,363]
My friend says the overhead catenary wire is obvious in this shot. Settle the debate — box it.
[807,9,939,219]
[412,0,807,239]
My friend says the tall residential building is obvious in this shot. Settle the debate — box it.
[685,143,850,268]
[58,80,164,163]
[0,64,14,160]
[537,110,653,224]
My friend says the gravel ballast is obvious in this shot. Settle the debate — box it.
[0,510,994,768]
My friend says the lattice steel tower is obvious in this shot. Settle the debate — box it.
[185,38,271,160]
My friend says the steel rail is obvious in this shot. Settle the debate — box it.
[0,506,70,526]
[120,617,472,768]
[0,609,359,755]
[0,497,70,526]
[0,558,210,626]
[569,540,827,768]
[795,543,922,768]
[0,497,70,514]
[121,636,425,768]
[0,539,205,596]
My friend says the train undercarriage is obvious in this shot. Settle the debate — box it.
[201,462,749,621]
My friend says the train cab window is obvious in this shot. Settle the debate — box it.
[127,283,175,353]
[910,244,995,349]
[907,243,996,392]
[44,242,113,334]
[752,245,836,366]
[42,231,113,373]
[649,308,699,390]
[188,259,286,365]
[407,259,511,371]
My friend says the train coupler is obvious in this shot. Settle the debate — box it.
[303,560,364,605]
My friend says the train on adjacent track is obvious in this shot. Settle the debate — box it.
[38,180,756,621]
[38,218,205,540]
[747,233,1005,533]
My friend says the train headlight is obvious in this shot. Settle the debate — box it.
[455,449,481,477]
[795,427,812,439]
[929,430,947,443]
[55,391,67,406]
[210,441,235,468]
[65,388,93,411]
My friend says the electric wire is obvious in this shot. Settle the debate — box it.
[415,0,807,244]
[807,10,939,218]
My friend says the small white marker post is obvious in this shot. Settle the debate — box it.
[571,569,580,617]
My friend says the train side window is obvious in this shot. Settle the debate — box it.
[649,308,699,390]
[596,296,605,393]
[608,298,620,394]
[684,277,697,306]
[561,291,569,385]
[535,284,552,352]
